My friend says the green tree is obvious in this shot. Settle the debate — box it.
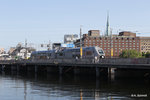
[119,50,142,58]
[145,52,150,58]
[142,52,145,57]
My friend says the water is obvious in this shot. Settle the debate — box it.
[0,72,149,100]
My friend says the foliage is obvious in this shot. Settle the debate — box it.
[119,50,142,58]
[145,52,150,58]
[142,52,145,57]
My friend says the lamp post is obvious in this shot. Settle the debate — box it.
[128,36,129,58]
[110,28,113,58]
[25,39,27,59]
[80,25,83,59]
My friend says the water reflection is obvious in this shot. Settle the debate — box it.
[0,71,149,100]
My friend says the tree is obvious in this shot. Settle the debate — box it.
[119,50,142,58]
[142,52,145,57]
[145,52,150,58]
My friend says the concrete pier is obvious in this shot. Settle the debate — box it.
[35,65,38,73]
[17,65,20,72]
[96,67,100,77]
[11,65,17,71]
[1,65,5,71]
[59,66,63,75]
[47,67,51,73]
[27,66,34,71]
[74,67,80,75]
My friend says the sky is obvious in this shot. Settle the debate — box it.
[0,0,150,50]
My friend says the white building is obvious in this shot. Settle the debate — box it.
[64,34,78,44]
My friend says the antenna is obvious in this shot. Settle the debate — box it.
[25,39,27,59]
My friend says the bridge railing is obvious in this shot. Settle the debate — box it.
[99,58,150,65]
[23,58,150,65]
[17,58,95,65]
[1,58,150,65]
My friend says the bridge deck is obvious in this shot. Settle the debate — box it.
[0,58,150,69]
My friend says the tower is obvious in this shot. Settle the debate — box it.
[105,12,111,36]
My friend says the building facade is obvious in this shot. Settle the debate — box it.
[140,37,150,53]
[75,31,141,57]
[64,34,78,44]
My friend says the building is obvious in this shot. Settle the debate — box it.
[8,43,36,59]
[75,31,141,57]
[52,43,61,50]
[64,34,78,44]
[140,37,150,54]
[119,31,136,37]
[0,48,5,54]
[88,30,100,37]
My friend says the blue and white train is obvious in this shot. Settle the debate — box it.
[30,46,105,60]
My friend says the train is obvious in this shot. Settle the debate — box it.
[30,46,105,60]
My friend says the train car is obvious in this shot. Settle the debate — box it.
[30,46,105,60]
[31,50,55,60]
[62,46,105,59]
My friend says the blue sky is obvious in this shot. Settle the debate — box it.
[0,0,150,50]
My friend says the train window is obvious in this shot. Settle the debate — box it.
[98,50,104,54]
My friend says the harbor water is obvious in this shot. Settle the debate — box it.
[0,71,149,100]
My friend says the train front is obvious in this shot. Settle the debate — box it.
[97,47,105,58]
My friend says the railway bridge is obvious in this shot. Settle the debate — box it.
[0,58,150,78]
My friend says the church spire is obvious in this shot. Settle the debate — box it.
[105,12,110,36]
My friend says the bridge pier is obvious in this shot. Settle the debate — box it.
[17,65,20,72]
[108,68,115,81]
[59,66,63,75]
[11,65,17,71]
[1,65,5,71]
[47,67,54,73]
[96,67,100,77]
[27,66,33,72]
[35,65,38,73]
[74,67,80,75]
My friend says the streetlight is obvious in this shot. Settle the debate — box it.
[110,28,113,58]
[80,25,83,59]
